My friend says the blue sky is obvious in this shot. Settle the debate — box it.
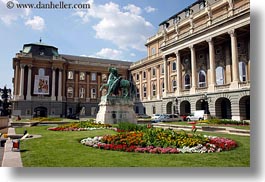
[0,0,259,90]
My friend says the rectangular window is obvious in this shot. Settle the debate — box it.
[161,64,164,75]
[143,86,147,98]
[67,87,73,98]
[91,73,97,81]
[152,106,156,114]
[91,88,97,99]
[152,84,156,96]
[151,47,156,56]
[68,71,73,80]
[152,68,156,77]
[80,72,85,81]
[79,88,85,98]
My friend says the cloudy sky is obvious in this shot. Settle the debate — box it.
[0,0,260,90]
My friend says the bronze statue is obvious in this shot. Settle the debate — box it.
[100,67,135,98]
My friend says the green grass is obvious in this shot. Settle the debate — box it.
[16,126,250,167]
[165,121,250,130]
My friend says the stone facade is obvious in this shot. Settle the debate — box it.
[12,43,131,118]
[130,0,250,121]
[11,0,250,121]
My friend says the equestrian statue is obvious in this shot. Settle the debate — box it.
[100,67,136,99]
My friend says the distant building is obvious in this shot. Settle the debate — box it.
[12,42,131,118]
[130,0,250,121]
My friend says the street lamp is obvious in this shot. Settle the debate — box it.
[175,97,179,115]
[202,93,210,116]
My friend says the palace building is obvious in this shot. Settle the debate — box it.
[12,0,250,121]
[12,42,131,118]
[130,0,250,121]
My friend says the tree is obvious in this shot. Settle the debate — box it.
[0,86,12,116]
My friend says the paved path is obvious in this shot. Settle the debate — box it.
[152,123,250,136]
[1,128,23,167]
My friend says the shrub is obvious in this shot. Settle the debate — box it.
[116,122,147,132]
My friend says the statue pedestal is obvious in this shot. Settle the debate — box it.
[96,96,137,124]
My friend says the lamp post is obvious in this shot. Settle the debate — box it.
[175,97,179,115]
[202,93,210,119]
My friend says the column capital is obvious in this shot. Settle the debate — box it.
[228,29,236,37]
[206,37,213,43]
[20,64,25,69]
[189,45,195,50]
[174,50,180,56]
[162,54,167,60]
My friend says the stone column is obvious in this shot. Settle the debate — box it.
[19,64,25,100]
[51,68,56,101]
[163,55,168,97]
[207,38,216,91]
[225,44,232,84]
[14,62,19,100]
[58,69,62,101]
[190,45,197,93]
[147,68,151,100]
[139,71,142,100]
[86,72,90,102]
[26,65,32,100]
[156,65,160,99]
[229,30,239,88]
[175,51,182,95]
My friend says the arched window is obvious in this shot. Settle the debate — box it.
[239,62,247,82]
[172,61,177,71]
[216,66,224,85]
[67,87,73,98]
[184,74,191,89]
[143,71,146,79]
[198,70,206,87]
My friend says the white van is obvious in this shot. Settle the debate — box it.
[186,110,205,121]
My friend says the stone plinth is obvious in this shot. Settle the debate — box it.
[96,96,137,124]
[0,116,9,129]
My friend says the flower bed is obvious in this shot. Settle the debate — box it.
[80,128,238,154]
[48,121,112,131]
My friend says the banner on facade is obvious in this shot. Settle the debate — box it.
[33,75,49,95]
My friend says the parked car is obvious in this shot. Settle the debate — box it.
[152,114,164,119]
[151,114,182,123]
[186,110,205,121]
[136,114,151,119]
[67,113,79,120]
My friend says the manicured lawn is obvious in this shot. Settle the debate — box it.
[16,126,250,167]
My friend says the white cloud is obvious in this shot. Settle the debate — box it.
[145,6,156,13]
[123,4,142,15]
[94,48,123,60]
[0,0,30,25]
[130,53,136,57]
[25,16,45,31]
[74,0,155,51]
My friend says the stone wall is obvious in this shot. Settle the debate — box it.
[0,116,9,129]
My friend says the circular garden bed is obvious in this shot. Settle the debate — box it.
[81,127,238,154]
[47,121,112,131]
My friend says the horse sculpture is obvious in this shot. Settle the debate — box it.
[100,67,135,98]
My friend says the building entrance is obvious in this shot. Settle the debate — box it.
[34,106,48,117]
